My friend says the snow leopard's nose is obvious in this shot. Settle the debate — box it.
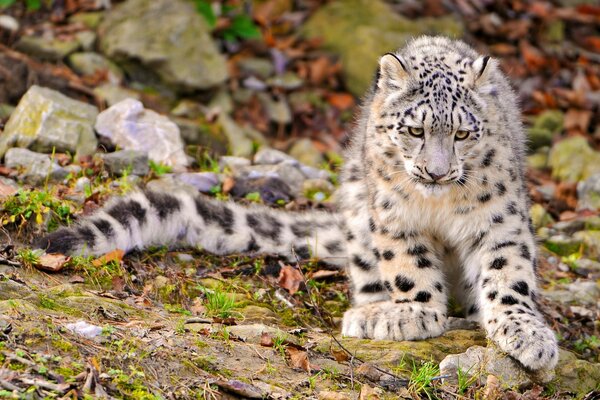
[425,167,448,181]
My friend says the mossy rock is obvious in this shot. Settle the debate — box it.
[548,137,600,182]
[302,0,463,95]
[554,350,600,395]
[544,236,583,256]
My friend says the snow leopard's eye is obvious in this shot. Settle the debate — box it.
[455,130,470,141]
[407,127,424,137]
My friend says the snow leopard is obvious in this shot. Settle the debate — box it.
[38,36,558,371]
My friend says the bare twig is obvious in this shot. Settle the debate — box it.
[289,247,410,387]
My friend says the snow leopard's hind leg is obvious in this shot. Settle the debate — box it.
[36,189,347,265]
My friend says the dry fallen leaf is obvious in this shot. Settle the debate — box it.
[278,264,303,295]
[309,270,338,280]
[37,253,70,272]
[286,347,311,372]
[330,346,349,363]
[359,384,383,400]
[260,332,274,347]
[92,249,125,267]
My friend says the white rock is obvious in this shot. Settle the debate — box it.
[65,320,103,339]
[95,98,188,169]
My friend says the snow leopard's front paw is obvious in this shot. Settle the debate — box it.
[490,315,558,371]
[342,301,446,341]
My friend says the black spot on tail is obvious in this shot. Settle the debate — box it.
[35,228,80,254]
[195,196,235,234]
[91,219,114,239]
[247,213,282,243]
[107,200,147,228]
[144,190,181,219]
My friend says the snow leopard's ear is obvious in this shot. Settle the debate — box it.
[377,53,410,91]
[471,55,494,86]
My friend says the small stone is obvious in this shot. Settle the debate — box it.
[318,391,351,400]
[174,172,219,193]
[303,179,334,201]
[227,324,298,345]
[267,72,304,90]
[218,114,254,158]
[239,305,279,324]
[74,176,91,192]
[243,76,268,91]
[566,279,600,305]
[230,176,294,204]
[573,258,600,278]
[15,35,80,61]
[299,164,331,180]
[99,150,149,176]
[253,147,298,165]
[65,321,103,339]
[234,163,305,195]
[75,31,97,52]
[219,156,251,170]
[69,11,104,29]
[0,15,19,31]
[577,173,600,210]
[258,93,291,124]
[4,148,68,184]
[0,85,98,158]
[68,52,123,83]
[171,100,205,119]
[553,219,585,234]
[289,138,324,168]
[93,84,141,106]
[238,57,274,79]
[95,98,188,169]
[573,230,600,254]
[208,90,234,115]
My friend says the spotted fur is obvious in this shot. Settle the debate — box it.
[37,36,557,371]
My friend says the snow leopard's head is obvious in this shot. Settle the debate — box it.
[369,37,500,196]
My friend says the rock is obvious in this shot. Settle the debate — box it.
[171,100,205,119]
[0,279,35,301]
[243,76,268,91]
[218,114,254,158]
[0,15,19,32]
[573,258,600,278]
[15,35,80,61]
[544,279,599,305]
[318,391,351,400]
[253,147,298,165]
[552,219,585,234]
[68,52,124,83]
[440,345,553,389]
[548,137,600,182]
[303,179,334,201]
[208,90,234,115]
[174,172,219,193]
[446,317,480,331]
[75,31,97,52]
[302,0,463,95]
[238,57,274,79]
[0,176,18,199]
[230,176,294,204]
[299,165,331,180]
[0,85,98,158]
[74,176,91,193]
[234,163,306,195]
[95,98,188,169]
[258,93,292,124]
[99,150,149,176]
[69,11,104,29]
[583,215,600,230]
[239,305,279,324]
[577,173,600,210]
[527,151,548,170]
[4,148,68,184]
[173,118,228,154]
[554,350,600,395]
[289,138,324,168]
[531,110,563,134]
[529,204,554,230]
[65,321,103,339]
[99,0,228,92]
[573,230,600,255]
[219,156,251,171]
[544,235,582,256]
[0,103,15,120]
[267,72,304,90]
[93,84,141,106]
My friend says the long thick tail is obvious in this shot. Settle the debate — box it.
[36,189,348,266]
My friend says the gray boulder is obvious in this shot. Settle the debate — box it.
[95,98,188,169]
[68,52,124,83]
[0,85,98,158]
[98,0,228,92]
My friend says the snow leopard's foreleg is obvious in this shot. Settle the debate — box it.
[37,189,347,265]
[463,207,559,371]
